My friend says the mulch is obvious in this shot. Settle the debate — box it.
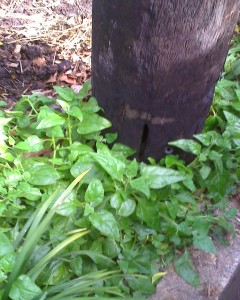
[0,0,92,108]
[0,39,91,107]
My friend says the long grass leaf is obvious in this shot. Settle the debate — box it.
[2,169,90,300]
[60,250,116,266]
[28,230,90,281]
[48,283,122,299]
[26,189,60,238]
[14,189,60,248]
[44,270,120,294]
[49,286,124,300]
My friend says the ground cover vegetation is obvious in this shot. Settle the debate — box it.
[0,32,240,300]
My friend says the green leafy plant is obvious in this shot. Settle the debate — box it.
[0,37,240,299]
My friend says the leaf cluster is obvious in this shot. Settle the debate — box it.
[0,40,240,298]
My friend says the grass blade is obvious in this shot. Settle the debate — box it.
[28,229,90,281]
[2,169,90,300]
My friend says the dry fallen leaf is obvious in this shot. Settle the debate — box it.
[6,62,19,68]
[59,73,77,85]
[32,57,46,67]
[13,44,21,54]
[13,44,21,61]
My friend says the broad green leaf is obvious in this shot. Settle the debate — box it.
[134,224,156,239]
[35,95,54,106]
[140,164,185,189]
[165,199,178,219]
[105,133,118,144]
[194,132,212,146]
[207,170,230,197]
[0,269,7,283]
[90,148,125,181]
[165,155,190,173]
[0,117,12,126]
[0,233,14,258]
[136,199,160,231]
[81,97,100,113]
[0,203,6,216]
[120,248,154,274]
[232,102,240,112]
[78,112,111,135]
[85,179,104,207]
[84,203,94,216]
[127,276,156,294]
[217,217,236,237]
[169,139,201,155]
[193,235,217,255]
[110,193,122,209]
[208,151,223,172]
[56,99,70,112]
[90,239,103,254]
[17,182,42,201]
[44,182,78,216]
[14,136,44,152]
[199,164,211,180]
[231,58,240,76]
[90,210,120,241]
[0,151,14,162]
[78,80,91,100]
[36,113,65,129]
[118,199,136,217]
[24,163,60,186]
[224,207,237,219]
[9,275,42,300]
[103,238,121,258]
[70,256,83,276]
[8,136,15,146]
[68,142,93,161]
[36,105,58,123]
[111,143,136,158]
[55,191,77,216]
[126,159,138,178]
[48,158,65,165]
[174,251,200,288]
[4,170,22,186]
[203,115,219,131]
[68,106,83,121]
[130,177,150,198]
[192,217,212,236]
[70,155,103,183]
[177,221,192,236]
[183,177,196,192]
[46,125,64,138]
[16,115,30,128]
[40,262,69,285]
[195,131,231,149]
[54,86,75,102]
[224,110,240,128]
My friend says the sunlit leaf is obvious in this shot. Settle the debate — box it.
[78,113,111,135]
[141,164,185,189]
[9,275,42,300]
[90,210,120,241]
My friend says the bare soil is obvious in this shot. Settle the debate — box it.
[0,0,92,107]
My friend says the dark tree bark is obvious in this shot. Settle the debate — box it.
[92,0,239,161]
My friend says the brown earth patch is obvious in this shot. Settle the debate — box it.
[0,0,92,107]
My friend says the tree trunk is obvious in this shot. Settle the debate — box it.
[92,0,239,161]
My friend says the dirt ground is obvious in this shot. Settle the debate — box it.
[0,0,92,107]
